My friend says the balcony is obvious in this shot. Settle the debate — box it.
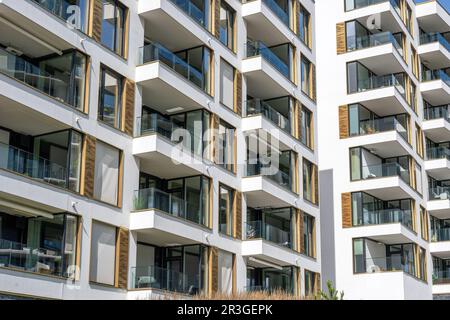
[419,33,450,70]
[423,104,450,142]
[31,0,89,32]
[243,41,294,99]
[354,116,408,141]
[425,147,450,181]
[433,271,450,285]
[136,42,211,111]
[131,265,200,295]
[246,265,295,294]
[421,68,450,106]
[354,208,413,230]
[241,0,292,45]
[344,31,405,74]
[0,47,87,111]
[245,98,291,134]
[432,227,450,243]
[246,221,291,248]
[246,162,292,192]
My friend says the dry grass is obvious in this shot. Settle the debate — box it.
[193,290,318,300]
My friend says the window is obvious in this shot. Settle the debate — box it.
[219,184,235,236]
[0,211,79,278]
[219,1,235,51]
[300,106,313,149]
[418,247,427,281]
[303,158,318,205]
[299,5,311,48]
[420,206,429,241]
[100,0,127,56]
[302,213,315,258]
[217,120,236,173]
[220,59,235,110]
[415,123,424,158]
[99,67,123,129]
[409,81,417,112]
[411,47,419,79]
[301,55,315,100]
[90,220,117,285]
[94,141,121,205]
[304,270,319,297]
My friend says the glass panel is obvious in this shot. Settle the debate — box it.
[100,69,122,128]
[68,131,82,192]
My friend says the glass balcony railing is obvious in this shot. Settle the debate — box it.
[246,164,292,190]
[0,142,68,189]
[427,146,450,161]
[133,187,206,226]
[32,0,88,32]
[139,42,205,90]
[422,68,450,86]
[433,271,450,284]
[245,99,291,133]
[429,186,450,200]
[131,266,201,295]
[246,221,292,248]
[361,162,409,183]
[136,114,182,141]
[345,0,400,13]
[357,116,408,140]
[0,238,66,277]
[347,31,403,53]
[356,73,405,95]
[424,104,450,121]
[354,208,413,229]
[0,47,83,108]
[420,33,450,53]
[170,0,206,27]
[355,256,416,276]
[262,0,289,26]
[431,228,450,242]
[246,41,290,79]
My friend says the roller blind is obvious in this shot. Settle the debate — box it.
[220,60,234,110]
[94,141,119,205]
[90,221,116,285]
[218,250,233,294]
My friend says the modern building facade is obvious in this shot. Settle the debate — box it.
[0,0,320,299]
[317,0,450,300]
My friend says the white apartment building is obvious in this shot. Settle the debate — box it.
[0,0,320,300]
[317,0,450,300]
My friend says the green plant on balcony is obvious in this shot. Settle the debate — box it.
[318,280,344,300]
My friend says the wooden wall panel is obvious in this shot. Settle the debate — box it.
[81,135,96,198]
[122,79,135,136]
[299,211,305,254]
[339,105,349,139]
[115,227,129,289]
[336,23,346,54]
[91,0,103,42]
[234,191,242,239]
[234,71,242,116]
[209,246,219,295]
[341,192,352,228]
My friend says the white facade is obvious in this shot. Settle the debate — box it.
[0,0,320,300]
[317,0,450,300]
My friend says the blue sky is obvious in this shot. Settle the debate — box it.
[416,0,450,10]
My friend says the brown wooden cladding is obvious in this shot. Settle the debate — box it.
[341,192,352,228]
[297,103,303,140]
[234,191,242,239]
[74,216,83,281]
[90,0,103,42]
[312,164,319,205]
[115,227,129,289]
[213,0,220,38]
[81,135,96,198]
[299,211,305,254]
[209,246,219,295]
[122,78,135,136]
[336,23,346,54]
[234,71,242,116]
[338,105,349,139]
[212,114,220,164]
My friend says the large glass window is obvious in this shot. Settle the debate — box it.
[99,67,123,129]
[218,120,235,172]
[94,141,120,205]
[301,55,315,99]
[304,269,319,297]
[299,5,311,47]
[100,0,126,56]
[0,211,79,278]
[219,1,236,51]
[219,184,235,236]
[220,59,235,110]
[300,106,313,149]
[218,250,234,294]
[303,158,318,204]
[302,213,315,257]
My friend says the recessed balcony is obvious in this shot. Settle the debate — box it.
[425,146,450,181]
[245,264,295,294]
